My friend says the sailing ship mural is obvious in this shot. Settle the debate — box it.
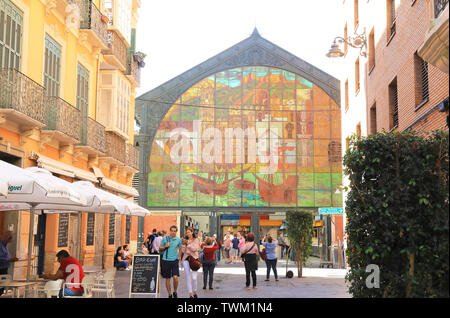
[147,66,343,208]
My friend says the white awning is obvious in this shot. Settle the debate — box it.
[100,177,139,197]
[31,152,139,198]
[30,152,98,183]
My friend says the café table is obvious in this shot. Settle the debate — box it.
[0,281,40,298]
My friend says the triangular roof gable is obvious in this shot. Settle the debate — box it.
[136,30,340,117]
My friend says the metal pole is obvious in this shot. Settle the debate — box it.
[77,212,82,261]
[26,205,36,281]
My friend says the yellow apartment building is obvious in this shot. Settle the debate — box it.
[0,0,145,278]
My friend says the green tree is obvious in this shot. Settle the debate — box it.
[344,130,449,297]
[286,210,314,278]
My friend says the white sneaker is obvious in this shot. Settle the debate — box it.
[125,267,131,271]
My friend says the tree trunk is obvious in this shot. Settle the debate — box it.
[406,253,415,297]
[298,249,303,278]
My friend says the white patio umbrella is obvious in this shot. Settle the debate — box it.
[0,179,7,198]
[0,161,99,280]
[47,181,150,257]
[71,181,150,217]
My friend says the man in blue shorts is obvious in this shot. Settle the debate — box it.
[159,225,182,298]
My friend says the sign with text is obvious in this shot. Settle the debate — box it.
[318,208,344,215]
[129,254,160,297]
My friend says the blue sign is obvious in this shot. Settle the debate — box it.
[318,208,344,215]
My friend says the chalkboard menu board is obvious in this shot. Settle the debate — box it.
[57,214,69,247]
[86,213,95,246]
[108,214,115,245]
[129,255,160,296]
[125,215,131,244]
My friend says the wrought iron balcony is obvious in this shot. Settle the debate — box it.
[103,30,128,70]
[434,0,448,18]
[0,68,45,127]
[42,96,81,143]
[125,143,139,170]
[78,116,106,154]
[105,131,126,163]
[126,52,141,87]
[76,0,108,49]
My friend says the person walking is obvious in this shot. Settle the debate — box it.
[153,230,165,255]
[240,232,259,290]
[201,237,219,290]
[262,234,279,281]
[0,231,19,296]
[159,225,182,298]
[223,234,232,264]
[180,227,201,298]
[231,234,240,264]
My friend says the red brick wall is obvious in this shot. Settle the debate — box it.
[366,0,449,134]
[143,215,178,237]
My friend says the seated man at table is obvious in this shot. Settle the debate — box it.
[42,250,85,297]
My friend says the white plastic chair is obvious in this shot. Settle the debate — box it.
[62,275,95,298]
[43,279,65,298]
[92,268,116,298]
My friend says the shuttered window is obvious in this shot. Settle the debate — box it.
[389,77,398,129]
[414,52,429,109]
[76,63,89,117]
[44,35,61,97]
[0,0,22,70]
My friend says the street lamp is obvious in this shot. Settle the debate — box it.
[326,28,368,58]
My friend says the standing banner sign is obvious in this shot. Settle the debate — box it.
[129,254,160,298]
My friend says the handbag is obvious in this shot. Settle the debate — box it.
[260,247,267,261]
[187,255,201,271]
[241,242,256,262]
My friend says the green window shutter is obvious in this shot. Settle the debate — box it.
[44,34,61,97]
[130,28,136,53]
[0,0,23,70]
[76,62,89,116]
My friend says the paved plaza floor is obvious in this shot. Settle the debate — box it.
[115,258,351,298]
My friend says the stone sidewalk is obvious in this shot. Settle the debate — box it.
[113,259,351,298]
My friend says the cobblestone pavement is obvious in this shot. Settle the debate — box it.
[113,258,351,298]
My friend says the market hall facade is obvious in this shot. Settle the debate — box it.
[136,29,344,264]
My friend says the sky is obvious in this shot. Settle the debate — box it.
[135,0,345,97]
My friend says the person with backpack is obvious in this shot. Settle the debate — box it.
[147,228,158,254]
[159,225,182,298]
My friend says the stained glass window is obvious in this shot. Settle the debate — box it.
[148,67,342,208]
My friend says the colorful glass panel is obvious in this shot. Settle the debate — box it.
[148,67,342,208]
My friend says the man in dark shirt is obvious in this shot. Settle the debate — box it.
[147,228,157,254]
[231,234,240,264]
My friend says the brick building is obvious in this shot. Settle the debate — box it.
[332,0,448,250]
[336,0,448,143]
